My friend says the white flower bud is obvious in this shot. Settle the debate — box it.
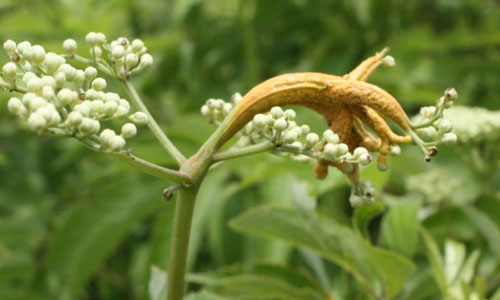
[74,102,92,116]
[438,119,453,133]
[252,114,267,129]
[44,52,65,74]
[139,53,153,69]
[352,147,368,159]
[63,39,77,53]
[22,93,36,105]
[91,78,107,91]
[16,41,31,55]
[114,105,129,118]
[3,40,16,55]
[442,133,457,145]
[349,194,364,208]
[37,104,60,126]
[273,118,288,131]
[284,109,296,120]
[336,143,349,156]
[119,99,130,110]
[300,125,310,135]
[222,103,233,115]
[231,92,243,104]
[382,55,396,67]
[22,72,37,83]
[444,88,458,100]
[54,72,66,88]
[305,133,319,148]
[85,67,97,81]
[41,76,56,88]
[67,111,83,126]
[112,45,125,60]
[129,112,148,125]
[7,97,26,116]
[109,135,126,151]
[282,130,298,144]
[86,32,98,45]
[323,143,337,159]
[104,92,120,103]
[104,101,118,116]
[91,100,104,113]
[121,123,137,139]
[73,70,85,87]
[42,86,55,99]
[79,118,100,135]
[358,153,372,165]
[420,106,436,119]
[27,77,43,92]
[323,129,339,144]
[131,39,144,52]
[390,145,401,156]
[292,126,302,137]
[270,106,284,119]
[200,105,210,117]
[28,45,46,64]
[2,62,17,79]
[99,129,116,146]
[28,112,47,132]
[95,32,106,44]
[57,64,75,80]
[85,89,99,100]
[125,53,139,69]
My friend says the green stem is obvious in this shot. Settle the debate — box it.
[212,141,275,161]
[121,80,186,166]
[167,186,199,300]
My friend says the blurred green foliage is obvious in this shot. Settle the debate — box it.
[1,0,500,299]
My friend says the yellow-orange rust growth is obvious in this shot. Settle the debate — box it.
[217,49,413,179]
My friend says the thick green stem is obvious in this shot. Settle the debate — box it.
[167,186,199,300]
[121,80,186,166]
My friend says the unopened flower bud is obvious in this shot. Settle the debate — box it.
[438,119,453,133]
[349,194,364,208]
[57,88,75,106]
[63,39,77,53]
[99,129,116,146]
[86,32,98,45]
[323,143,337,159]
[112,45,125,60]
[282,130,298,144]
[104,101,118,116]
[352,147,368,159]
[125,53,139,69]
[129,112,148,125]
[444,88,458,100]
[305,133,319,148]
[91,78,107,91]
[67,111,83,126]
[252,114,267,129]
[382,55,396,67]
[390,145,401,156]
[231,92,242,104]
[28,112,47,132]
[85,67,97,81]
[420,106,436,119]
[44,53,65,74]
[7,97,25,116]
[442,133,457,145]
[3,40,16,55]
[359,153,372,165]
[54,72,66,88]
[271,106,284,119]
[139,53,153,69]
[336,143,349,156]
[41,76,56,88]
[323,129,339,144]
[222,103,233,115]
[42,86,55,99]
[121,123,137,139]
[30,45,46,64]
[79,118,100,135]
[2,62,17,79]
[17,41,31,55]
[95,32,106,44]
[274,118,288,131]
[284,109,296,120]
[131,39,144,52]
[28,96,47,111]
[109,135,126,151]
[27,77,43,92]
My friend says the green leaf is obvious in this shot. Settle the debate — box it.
[462,205,500,258]
[46,176,163,298]
[444,239,465,285]
[148,266,167,300]
[420,227,448,297]
[230,205,415,298]
[184,290,228,300]
[353,201,385,237]
[380,196,421,257]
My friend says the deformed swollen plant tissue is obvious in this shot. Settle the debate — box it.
[1,34,458,300]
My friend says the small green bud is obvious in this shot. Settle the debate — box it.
[377,161,389,171]
[129,112,148,125]
[2,62,17,79]
[63,39,77,53]
[121,123,137,139]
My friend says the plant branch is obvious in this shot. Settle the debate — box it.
[121,80,186,166]
[65,54,115,77]
[212,141,275,161]
[167,186,199,300]
[110,151,191,184]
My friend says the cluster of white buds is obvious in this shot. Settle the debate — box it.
[200,93,242,124]
[2,37,150,152]
[349,180,376,207]
[412,88,458,148]
[406,170,461,204]
[444,106,500,145]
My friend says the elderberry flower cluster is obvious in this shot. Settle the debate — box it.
[406,170,461,204]
[444,106,500,144]
[411,88,458,150]
[201,93,242,124]
[1,37,149,152]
